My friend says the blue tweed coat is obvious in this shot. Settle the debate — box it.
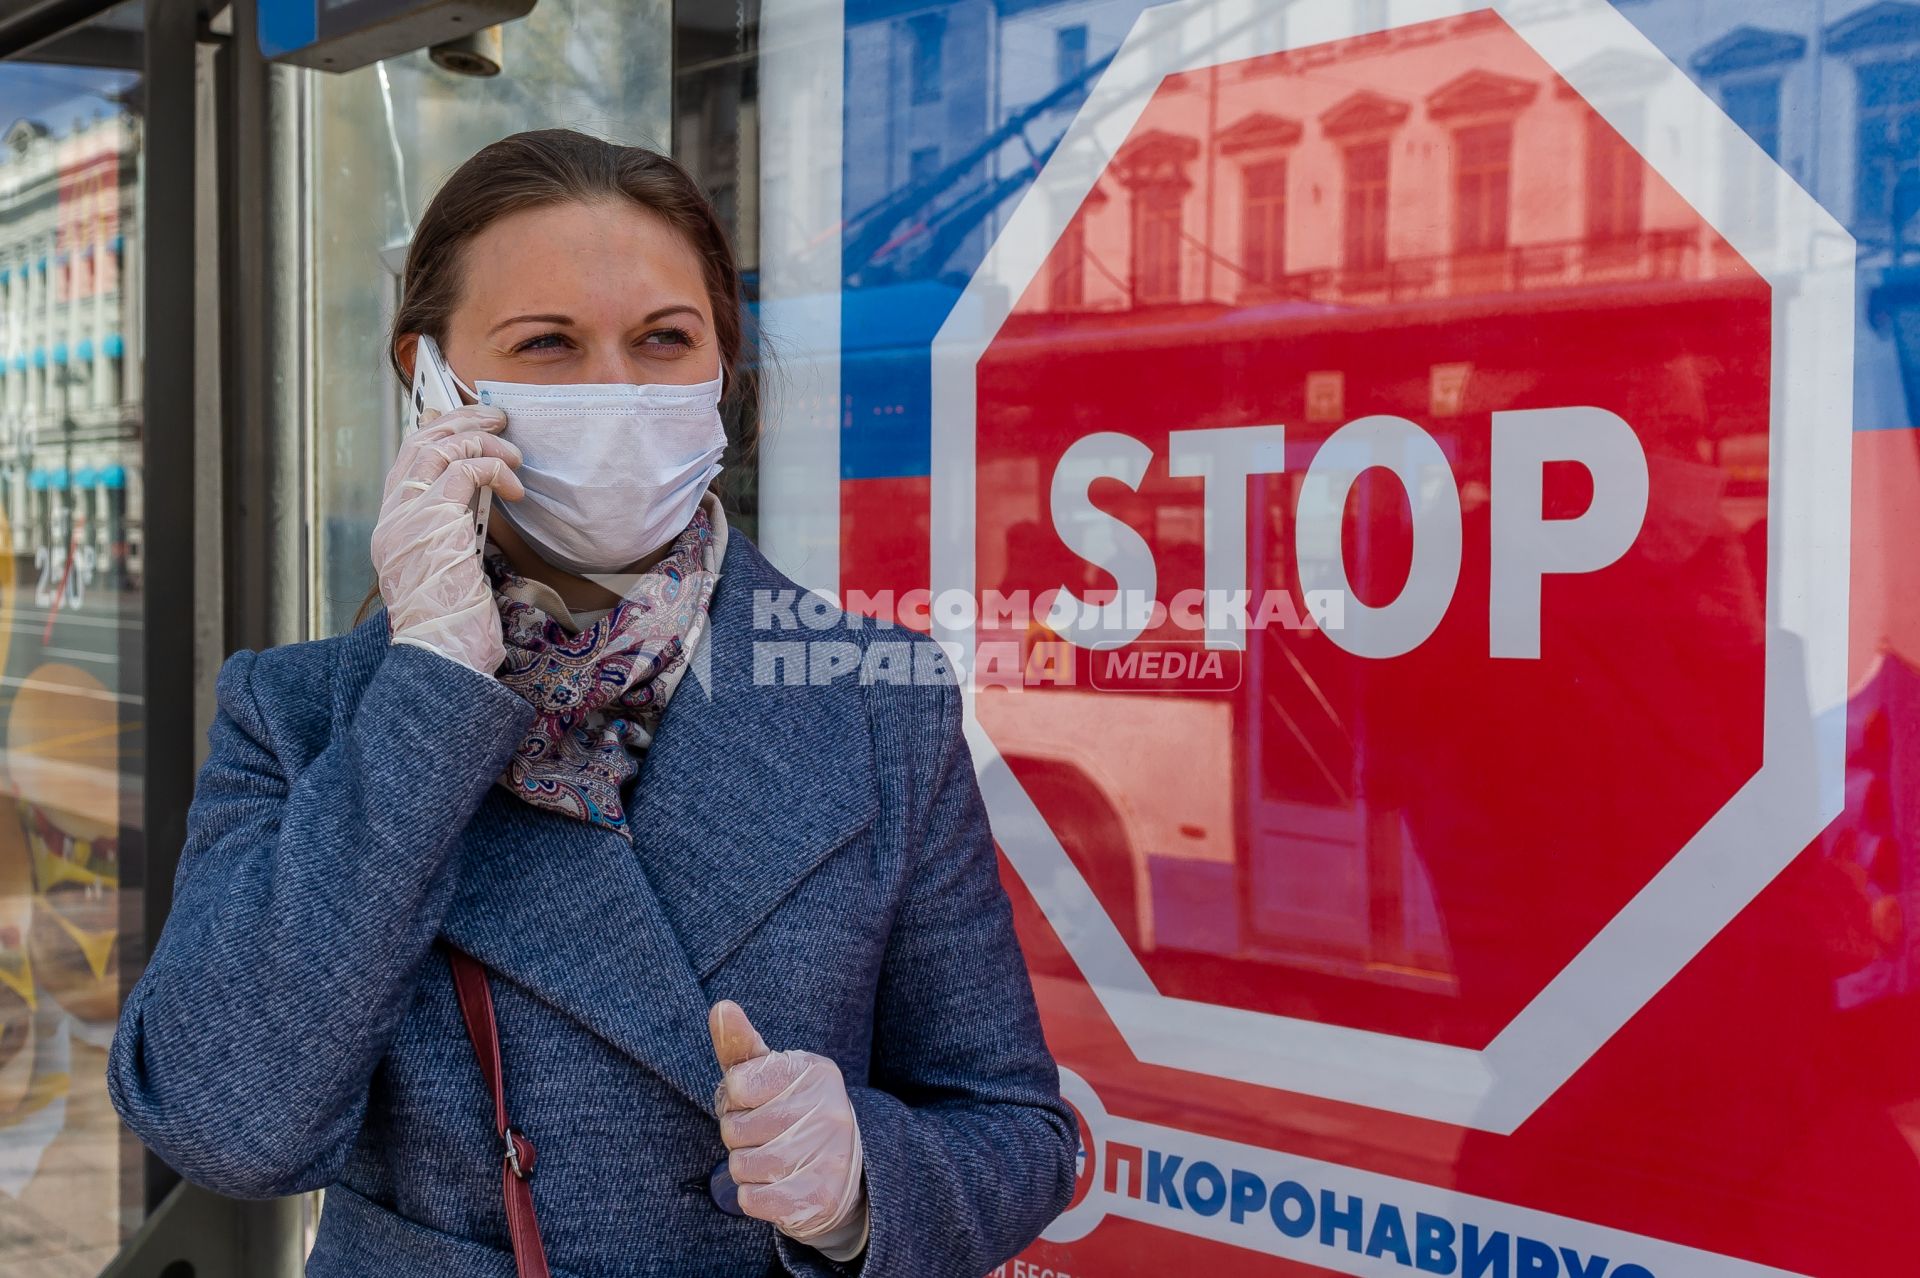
[107,531,1076,1277]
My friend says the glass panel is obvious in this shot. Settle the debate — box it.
[675,0,762,539]
[1056,25,1087,90]
[1129,185,1183,305]
[0,3,147,1271]
[1343,139,1390,272]
[1586,106,1645,242]
[1241,157,1287,291]
[1453,120,1510,253]
[753,0,1920,1272]
[311,0,672,638]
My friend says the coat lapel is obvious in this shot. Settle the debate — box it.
[439,792,722,1114]
[334,533,878,1113]
[624,535,879,980]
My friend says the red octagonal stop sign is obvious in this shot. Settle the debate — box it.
[929,4,1853,1134]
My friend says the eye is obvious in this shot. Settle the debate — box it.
[514,332,571,353]
[644,327,695,348]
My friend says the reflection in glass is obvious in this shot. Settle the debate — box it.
[765,0,1920,1272]
[0,10,145,1272]
[311,0,672,637]
[976,5,1774,1041]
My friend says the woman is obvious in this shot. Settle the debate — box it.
[106,129,1076,1277]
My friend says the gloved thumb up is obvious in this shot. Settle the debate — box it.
[709,1001,814,1113]
[709,1000,770,1071]
[706,1000,870,1260]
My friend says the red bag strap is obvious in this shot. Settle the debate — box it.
[445,944,551,1278]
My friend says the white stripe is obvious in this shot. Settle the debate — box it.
[756,0,845,597]
[1051,1070,1811,1277]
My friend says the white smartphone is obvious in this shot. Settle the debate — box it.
[410,333,491,556]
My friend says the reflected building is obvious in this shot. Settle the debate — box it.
[832,0,1920,430]
[992,8,1762,317]
[978,0,1920,424]
[842,0,997,287]
[1630,0,1920,426]
[0,111,141,591]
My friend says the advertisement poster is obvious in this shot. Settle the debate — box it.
[759,1,1920,1274]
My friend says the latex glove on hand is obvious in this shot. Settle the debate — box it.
[370,405,523,676]
[710,1000,869,1262]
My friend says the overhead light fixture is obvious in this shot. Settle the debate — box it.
[429,24,503,76]
[259,0,533,73]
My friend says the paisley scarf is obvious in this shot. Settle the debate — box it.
[485,498,723,838]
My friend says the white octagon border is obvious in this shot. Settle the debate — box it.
[929,0,1855,1134]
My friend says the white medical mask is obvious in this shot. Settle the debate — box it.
[453,369,727,576]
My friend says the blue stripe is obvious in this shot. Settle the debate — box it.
[257,0,319,59]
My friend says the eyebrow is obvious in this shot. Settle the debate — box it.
[487,304,705,337]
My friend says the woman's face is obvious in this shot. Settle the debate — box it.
[423,197,719,390]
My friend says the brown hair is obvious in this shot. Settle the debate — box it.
[355,128,757,624]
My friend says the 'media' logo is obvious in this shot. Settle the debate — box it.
[1086,643,1242,693]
